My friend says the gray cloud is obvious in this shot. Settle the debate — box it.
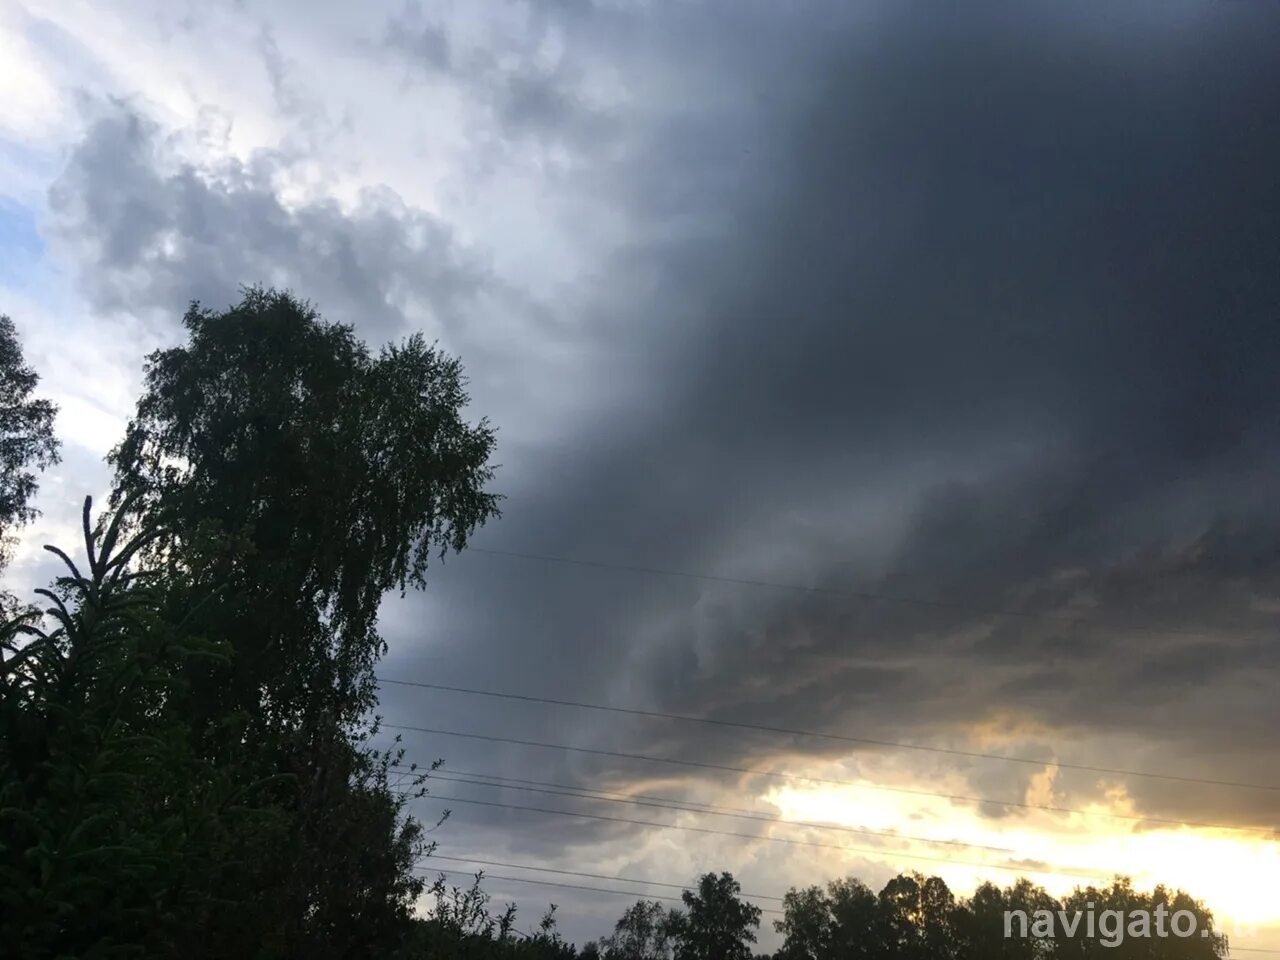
[383,0,618,156]
[674,28,1278,820]
[48,105,489,339]
[379,0,1280,834]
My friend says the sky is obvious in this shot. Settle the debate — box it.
[3,0,1280,952]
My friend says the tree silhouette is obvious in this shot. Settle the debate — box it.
[0,315,58,581]
[105,288,501,957]
[767,871,1229,960]
[2,289,501,958]
[0,497,271,957]
[674,872,762,960]
[599,898,684,960]
[109,286,499,733]
[774,885,834,960]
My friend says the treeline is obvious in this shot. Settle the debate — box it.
[0,293,1229,959]
[400,868,1228,959]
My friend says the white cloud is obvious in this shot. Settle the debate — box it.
[0,7,66,143]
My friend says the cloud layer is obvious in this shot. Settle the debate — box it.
[8,0,1280,946]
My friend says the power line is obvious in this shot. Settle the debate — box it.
[416,792,1108,882]
[377,676,1280,792]
[394,766,1016,853]
[433,767,759,815]
[468,545,1263,645]
[381,721,1266,834]
[418,866,784,916]
[413,767,1016,851]
[418,854,784,901]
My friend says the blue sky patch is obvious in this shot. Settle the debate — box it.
[0,200,44,288]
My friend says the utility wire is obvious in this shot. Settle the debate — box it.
[392,765,1015,853]
[418,854,784,901]
[382,722,1266,834]
[416,792,1108,882]
[468,546,1263,644]
[418,866,785,916]
[377,677,1279,792]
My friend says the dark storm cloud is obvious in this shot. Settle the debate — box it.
[47,106,489,337]
[597,0,1280,828]
[44,0,1280,890]
[391,0,1280,831]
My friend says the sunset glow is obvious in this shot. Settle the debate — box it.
[765,770,1280,948]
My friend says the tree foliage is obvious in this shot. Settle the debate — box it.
[0,497,279,958]
[1,290,501,958]
[770,872,1227,960]
[598,898,684,960]
[109,287,500,731]
[393,871,580,960]
[674,871,762,960]
[0,314,59,576]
